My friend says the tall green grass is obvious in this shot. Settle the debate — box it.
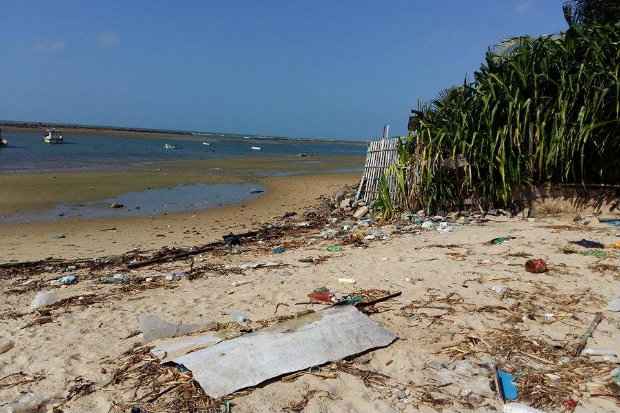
[406,23,620,213]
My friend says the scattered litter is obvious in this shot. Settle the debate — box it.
[580,249,607,258]
[0,338,15,355]
[138,314,205,342]
[490,285,508,295]
[608,240,620,249]
[320,229,338,239]
[338,278,356,284]
[2,392,51,413]
[571,239,605,249]
[271,246,286,254]
[543,313,555,322]
[525,259,547,273]
[573,312,603,356]
[110,202,124,209]
[238,261,283,270]
[165,271,187,281]
[607,297,620,312]
[582,348,618,360]
[299,256,328,265]
[308,287,335,304]
[161,305,396,398]
[489,236,516,245]
[100,273,130,284]
[54,275,78,285]
[223,233,241,246]
[230,310,249,324]
[364,228,388,240]
[326,245,342,253]
[353,206,369,219]
[611,367,620,386]
[421,221,435,230]
[231,280,252,288]
[503,403,546,413]
[437,222,452,233]
[495,367,518,401]
[31,291,60,309]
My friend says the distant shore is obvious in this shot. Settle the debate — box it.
[0,122,368,144]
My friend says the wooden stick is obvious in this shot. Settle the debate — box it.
[574,312,603,357]
[355,291,403,308]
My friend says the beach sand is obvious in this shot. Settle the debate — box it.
[0,156,363,215]
[1,208,619,412]
[0,172,358,262]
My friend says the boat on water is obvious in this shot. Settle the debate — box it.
[202,142,211,146]
[43,129,63,144]
[0,129,7,147]
[163,143,178,150]
[251,146,262,151]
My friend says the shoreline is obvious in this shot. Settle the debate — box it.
[0,173,359,262]
[0,155,363,215]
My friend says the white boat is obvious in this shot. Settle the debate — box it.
[43,129,63,144]
[251,146,262,151]
[243,136,250,140]
[0,138,7,147]
[163,144,177,150]
[202,142,211,146]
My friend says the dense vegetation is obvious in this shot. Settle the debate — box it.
[386,3,620,215]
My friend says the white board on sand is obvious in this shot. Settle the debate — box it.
[162,305,396,398]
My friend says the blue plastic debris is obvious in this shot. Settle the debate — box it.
[496,368,518,401]
[272,246,286,254]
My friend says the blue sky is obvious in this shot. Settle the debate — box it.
[1,1,567,139]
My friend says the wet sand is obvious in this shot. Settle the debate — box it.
[0,155,363,215]
[0,173,359,262]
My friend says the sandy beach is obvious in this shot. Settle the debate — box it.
[1,180,620,412]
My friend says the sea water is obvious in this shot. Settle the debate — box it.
[0,130,366,171]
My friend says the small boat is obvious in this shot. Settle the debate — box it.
[243,136,250,140]
[251,146,262,151]
[202,142,211,146]
[163,144,177,150]
[43,129,63,144]
[0,138,7,147]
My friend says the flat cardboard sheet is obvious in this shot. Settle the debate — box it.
[166,305,396,398]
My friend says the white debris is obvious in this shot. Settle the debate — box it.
[338,278,356,284]
[31,291,60,309]
[607,297,620,312]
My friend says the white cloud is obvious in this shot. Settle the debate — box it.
[515,0,533,14]
[34,39,65,52]
[97,32,120,48]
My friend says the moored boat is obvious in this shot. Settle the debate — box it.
[251,146,262,151]
[43,129,63,144]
